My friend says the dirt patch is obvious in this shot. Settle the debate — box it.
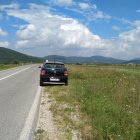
[35,87,58,140]
[35,86,82,140]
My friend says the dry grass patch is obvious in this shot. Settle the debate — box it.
[46,85,93,140]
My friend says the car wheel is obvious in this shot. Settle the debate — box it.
[65,81,68,86]
[40,80,44,86]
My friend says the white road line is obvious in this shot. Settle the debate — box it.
[0,66,33,81]
[19,86,42,140]
[0,66,23,73]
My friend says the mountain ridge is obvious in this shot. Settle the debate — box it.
[0,47,42,64]
[124,58,140,64]
[1,47,140,64]
[43,55,126,64]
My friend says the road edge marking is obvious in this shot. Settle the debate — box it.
[0,66,34,81]
[19,86,42,140]
[0,65,24,73]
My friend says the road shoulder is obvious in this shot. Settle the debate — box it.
[35,86,82,140]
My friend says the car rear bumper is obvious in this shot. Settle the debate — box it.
[40,76,68,85]
[43,82,65,85]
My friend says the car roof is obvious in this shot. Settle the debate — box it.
[44,61,64,65]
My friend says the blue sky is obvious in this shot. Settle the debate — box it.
[0,0,140,59]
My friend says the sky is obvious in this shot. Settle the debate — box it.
[0,0,140,60]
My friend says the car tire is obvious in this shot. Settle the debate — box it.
[65,81,68,86]
[40,80,44,86]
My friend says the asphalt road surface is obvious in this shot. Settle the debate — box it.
[0,65,41,140]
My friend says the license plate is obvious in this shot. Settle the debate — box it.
[50,78,60,81]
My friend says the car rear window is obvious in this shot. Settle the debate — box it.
[43,63,65,69]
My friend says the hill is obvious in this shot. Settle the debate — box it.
[2,47,137,64]
[0,47,42,64]
[124,58,140,64]
[43,55,126,64]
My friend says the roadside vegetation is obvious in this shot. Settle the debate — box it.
[37,64,140,140]
[0,64,22,71]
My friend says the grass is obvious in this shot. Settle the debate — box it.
[0,64,21,71]
[68,64,140,140]
[44,86,84,140]
[42,64,140,140]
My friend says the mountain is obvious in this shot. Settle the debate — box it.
[0,47,42,64]
[43,55,126,64]
[124,58,140,64]
[2,47,138,64]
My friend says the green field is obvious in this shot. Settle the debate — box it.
[43,64,140,140]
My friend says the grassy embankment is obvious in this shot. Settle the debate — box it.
[39,65,140,140]
[0,64,22,71]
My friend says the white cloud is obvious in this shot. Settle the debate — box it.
[66,3,110,22]
[0,13,3,20]
[0,41,9,48]
[119,22,140,43]
[2,3,140,59]
[57,0,73,5]
[0,28,8,36]
[112,26,120,31]
[134,20,140,27]
[115,17,133,26]
[16,24,36,39]
[79,3,96,10]
[47,0,74,6]
[0,3,19,10]
[79,3,90,10]
[16,40,29,48]
[59,21,100,47]
[136,9,140,13]
[116,21,140,58]
[6,4,102,51]
[90,11,111,20]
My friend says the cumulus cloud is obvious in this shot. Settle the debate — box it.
[16,24,36,39]
[0,28,8,36]
[6,4,104,51]
[115,21,140,58]
[119,21,140,44]
[0,41,9,48]
[2,3,140,59]
[16,40,29,48]
[59,21,101,48]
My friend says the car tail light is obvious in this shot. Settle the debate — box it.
[64,70,68,76]
[41,70,46,75]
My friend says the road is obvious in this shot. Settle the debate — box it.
[0,65,41,140]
